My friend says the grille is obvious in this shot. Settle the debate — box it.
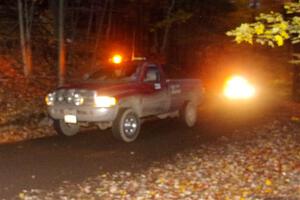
[55,89,95,106]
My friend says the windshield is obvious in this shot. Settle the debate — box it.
[87,63,141,82]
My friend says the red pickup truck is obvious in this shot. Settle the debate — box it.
[46,60,204,142]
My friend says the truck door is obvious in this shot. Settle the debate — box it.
[141,65,169,116]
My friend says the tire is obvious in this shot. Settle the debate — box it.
[53,119,80,136]
[180,101,198,127]
[112,108,141,142]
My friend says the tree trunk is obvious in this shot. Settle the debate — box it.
[160,0,176,54]
[18,0,31,77]
[58,0,65,86]
[49,0,59,38]
[150,31,159,54]
[91,0,109,67]
[86,0,95,39]
[105,0,114,41]
[24,0,33,77]
[292,44,300,101]
[292,64,299,101]
[68,0,81,68]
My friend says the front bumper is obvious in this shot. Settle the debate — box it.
[48,105,119,122]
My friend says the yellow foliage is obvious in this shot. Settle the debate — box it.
[279,22,288,30]
[281,31,289,39]
[119,190,127,196]
[179,185,186,193]
[227,9,292,47]
[265,188,273,193]
[265,179,272,186]
[19,193,25,199]
[255,23,265,35]
[242,190,249,197]
[275,35,284,46]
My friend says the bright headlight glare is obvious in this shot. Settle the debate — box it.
[223,75,256,100]
[94,96,116,107]
[45,92,55,106]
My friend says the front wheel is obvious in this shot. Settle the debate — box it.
[112,109,141,142]
[53,119,80,136]
[180,101,198,127]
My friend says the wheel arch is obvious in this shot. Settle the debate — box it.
[117,96,142,117]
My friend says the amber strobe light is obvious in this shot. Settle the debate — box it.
[111,54,123,64]
[223,75,256,100]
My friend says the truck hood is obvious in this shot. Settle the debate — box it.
[58,81,140,98]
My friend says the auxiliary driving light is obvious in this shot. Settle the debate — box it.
[45,92,55,106]
[223,75,256,100]
[94,95,117,107]
[74,93,84,106]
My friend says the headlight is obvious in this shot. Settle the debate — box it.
[223,75,256,100]
[94,95,117,107]
[45,92,55,106]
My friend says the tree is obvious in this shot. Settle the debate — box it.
[91,0,109,68]
[17,0,35,78]
[58,0,65,86]
[227,1,300,99]
[149,0,192,55]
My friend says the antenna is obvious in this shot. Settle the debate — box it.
[131,30,136,61]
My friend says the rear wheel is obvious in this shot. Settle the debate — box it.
[53,119,80,136]
[112,109,141,142]
[180,101,198,127]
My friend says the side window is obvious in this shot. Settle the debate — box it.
[144,67,160,83]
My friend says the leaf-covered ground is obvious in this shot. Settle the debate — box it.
[0,58,56,144]
[17,119,300,200]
